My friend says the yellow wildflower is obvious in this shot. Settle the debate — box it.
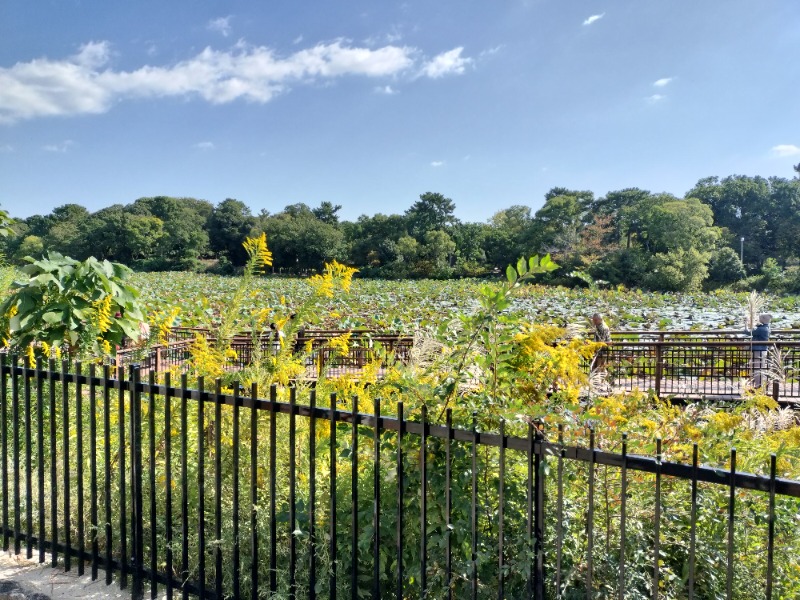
[93,295,113,333]
[26,344,35,367]
[242,233,273,272]
[328,332,351,357]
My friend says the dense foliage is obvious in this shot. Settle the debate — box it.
[2,233,800,598]
[4,169,800,291]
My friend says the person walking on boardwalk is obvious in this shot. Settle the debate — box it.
[591,313,612,371]
[746,313,772,387]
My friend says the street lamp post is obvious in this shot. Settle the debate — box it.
[740,237,745,264]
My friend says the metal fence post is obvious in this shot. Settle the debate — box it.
[533,421,545,600]
[129,365,144,600]
[654,342,663,398]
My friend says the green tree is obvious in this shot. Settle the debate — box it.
[530,189,594,269]
[484,205,536,270]
[405,192,458,240]
[128,197,210,270]
[259,204,345,271]
[207,199,256,266]
[312,201,342,225]
[707,247,746,285]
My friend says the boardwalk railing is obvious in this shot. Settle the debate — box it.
[2,358,800,598]
[117,328,800,400]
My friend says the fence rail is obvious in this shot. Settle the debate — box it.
[117,328,800,401]
[2,358,800,598]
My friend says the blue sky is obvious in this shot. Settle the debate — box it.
[1,1,798,223]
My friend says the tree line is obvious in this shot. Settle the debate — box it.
[3,170,800,292]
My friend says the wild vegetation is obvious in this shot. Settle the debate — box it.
[2,227,800,597]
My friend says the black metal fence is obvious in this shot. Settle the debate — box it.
[601,341,800,400]
[3,358,800,599]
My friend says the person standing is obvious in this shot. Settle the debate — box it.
[591,313,612,371]
[747,313,772,387]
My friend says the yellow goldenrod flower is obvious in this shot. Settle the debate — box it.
[242,233,273,272]
[94,295,113,333]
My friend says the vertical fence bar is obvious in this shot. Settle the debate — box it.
[197,377,206,599]
[49,358,58,568]
[309,390,317,600]
[653,438,662,600]
[471,412,478,600]
[232,383,241,600]
[352,396,360,600]
[24,356,33,559]
[214,379,223,600]
[330,393,338,600]
[289,386,297,600]
[688,443,698,600]
[89,364,98,578]
[396,401,404,600]
[61,359,70,570]
[766,454,776,600]
[75,361,84,574]
[130,366,144,600]
[654,342,662,402]
[556,425,565,599]
[420,405,428,599]
[587,428,595,599]
[180,373,189,600]
[164,373,173,600]
[250,382,259,600]
[118,365,127,587]
[12,355,20,555]
[269,384,278,595]
[103,365,111,582]
[498,419,505,600]
[0,354,7,553]
[534,421,545,600]
[527,423,535,600]
[36,358,45,564]
[726,448,736,600]
[373,397,382,600]
[445,408,452,600]
[619,433,627,600]
[149,372,158,599]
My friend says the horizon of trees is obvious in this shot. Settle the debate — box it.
[3,168,800,292]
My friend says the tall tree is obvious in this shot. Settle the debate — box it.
[404,192,458,240]
[312,201,342,224]
[207,199,256,266]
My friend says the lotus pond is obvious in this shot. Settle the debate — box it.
[131,272,800,333]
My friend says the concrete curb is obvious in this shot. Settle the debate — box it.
[0,552,128,600]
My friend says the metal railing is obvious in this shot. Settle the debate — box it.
[2,358,800,598]
[117,328,800,401]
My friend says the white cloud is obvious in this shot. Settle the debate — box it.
[419,47,471,78]
[193,141,215,150]
[653,77,673,87]
[583,13,605,26]
[431,160,444,167]
[43,140,75,152]
[0,143,12,152]
[479,45,504,59]
[293,35,304,45]
[208,17,233,37]
[771,144,800,158]
[374,85,397,95]
[647,94,665,103]
[0,40,470,124]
